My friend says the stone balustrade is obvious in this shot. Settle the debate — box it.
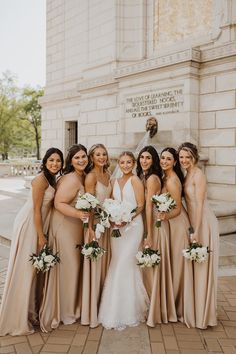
[0,162,41,177]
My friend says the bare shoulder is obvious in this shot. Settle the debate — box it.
[166,174,181,188]
[146,174,160,186]
[131,175,143,187]
[32,173,48,190]
[58,172,81,188]
[85,171,97,184]
[194,167,206,183]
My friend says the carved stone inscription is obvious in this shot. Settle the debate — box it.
[125,87,184,118]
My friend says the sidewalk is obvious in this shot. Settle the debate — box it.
[0,177,236,353]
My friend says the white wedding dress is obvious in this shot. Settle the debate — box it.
[98,177,149,330]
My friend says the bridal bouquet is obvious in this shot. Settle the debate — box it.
[136,247,161,268]
[152,192,176,227]
[81,240,106,261]
[100,198,136,237]
[182,242,210,263]
[29,245,60,273]
[75,192,100,228]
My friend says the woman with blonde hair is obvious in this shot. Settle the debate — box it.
[98,151,149,330]
[81,143,112,328]
[178,142,219,329]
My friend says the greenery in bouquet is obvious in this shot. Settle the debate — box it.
[136,247,161,268]
[81,240,106,261]
[182,241,210,263]
[29,244,60,273]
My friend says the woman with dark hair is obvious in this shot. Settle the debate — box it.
[81,143,112,328]
[40,144,90,332]
[178,142,219,329]
[137,146,177,326]
[0,148,63,336]
[158,147,195,328]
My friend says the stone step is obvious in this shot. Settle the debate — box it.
[219,234,236,267]
[209,200,236,235]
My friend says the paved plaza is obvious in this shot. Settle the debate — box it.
[0,177,236,354]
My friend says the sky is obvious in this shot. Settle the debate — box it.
[0,0,46,88]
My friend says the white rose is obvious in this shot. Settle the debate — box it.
[38,260,44,269]
[44,255,55,263]
[83,247,93,256]
[158,203,169,212]
[151,254,158,262]
[95,223,105,239]
[157,194,168,203]
[76,199,90,209]
[136,251,143,260]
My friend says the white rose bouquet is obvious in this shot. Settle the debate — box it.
[100,198,136,237]
[182,241,210,263]
[29,245,60,273]
[136,247,161,268]
[152,192,176,227]
[81,240,106,261]
[75,192,100,228]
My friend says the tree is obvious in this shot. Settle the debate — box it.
[0,72,20,160]
[21,88,44,160]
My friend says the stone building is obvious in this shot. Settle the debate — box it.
[41,0,236,231]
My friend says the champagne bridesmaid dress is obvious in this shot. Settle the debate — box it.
[146,213,177,326]
[39,186,84,332]
[0,183,55,336]
[184,177,219,329]
[81,181,112,328]
[168,206,195,327]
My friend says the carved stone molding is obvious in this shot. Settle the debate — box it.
[201,41,236,61]
[77,75,116,91]
[115,48,201,78]
[39,90,80,105]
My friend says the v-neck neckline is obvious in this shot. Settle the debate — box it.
[97,180,110,188]
[116,176,132,201]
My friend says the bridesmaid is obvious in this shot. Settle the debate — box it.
[98,151,149,329]
[136,146,177,326]
[0,147,63,336]
[81,143,112,328]
[178,142,219,329]
[159,147,195,328]
[40,144,90,332]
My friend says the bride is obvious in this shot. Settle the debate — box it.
[98,151,149,330]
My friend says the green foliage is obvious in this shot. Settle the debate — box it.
[0,71,44,160]
[21,88,44,160]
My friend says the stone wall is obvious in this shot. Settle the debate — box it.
[41,0,236,202]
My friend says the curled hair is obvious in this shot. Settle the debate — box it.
[178,142,199,163]
[118,151,135,164]
[87,143,110,172]
[160,147,184,187]
[136,145,162,184]
[41,147,64,187]
[63,144,88,174]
